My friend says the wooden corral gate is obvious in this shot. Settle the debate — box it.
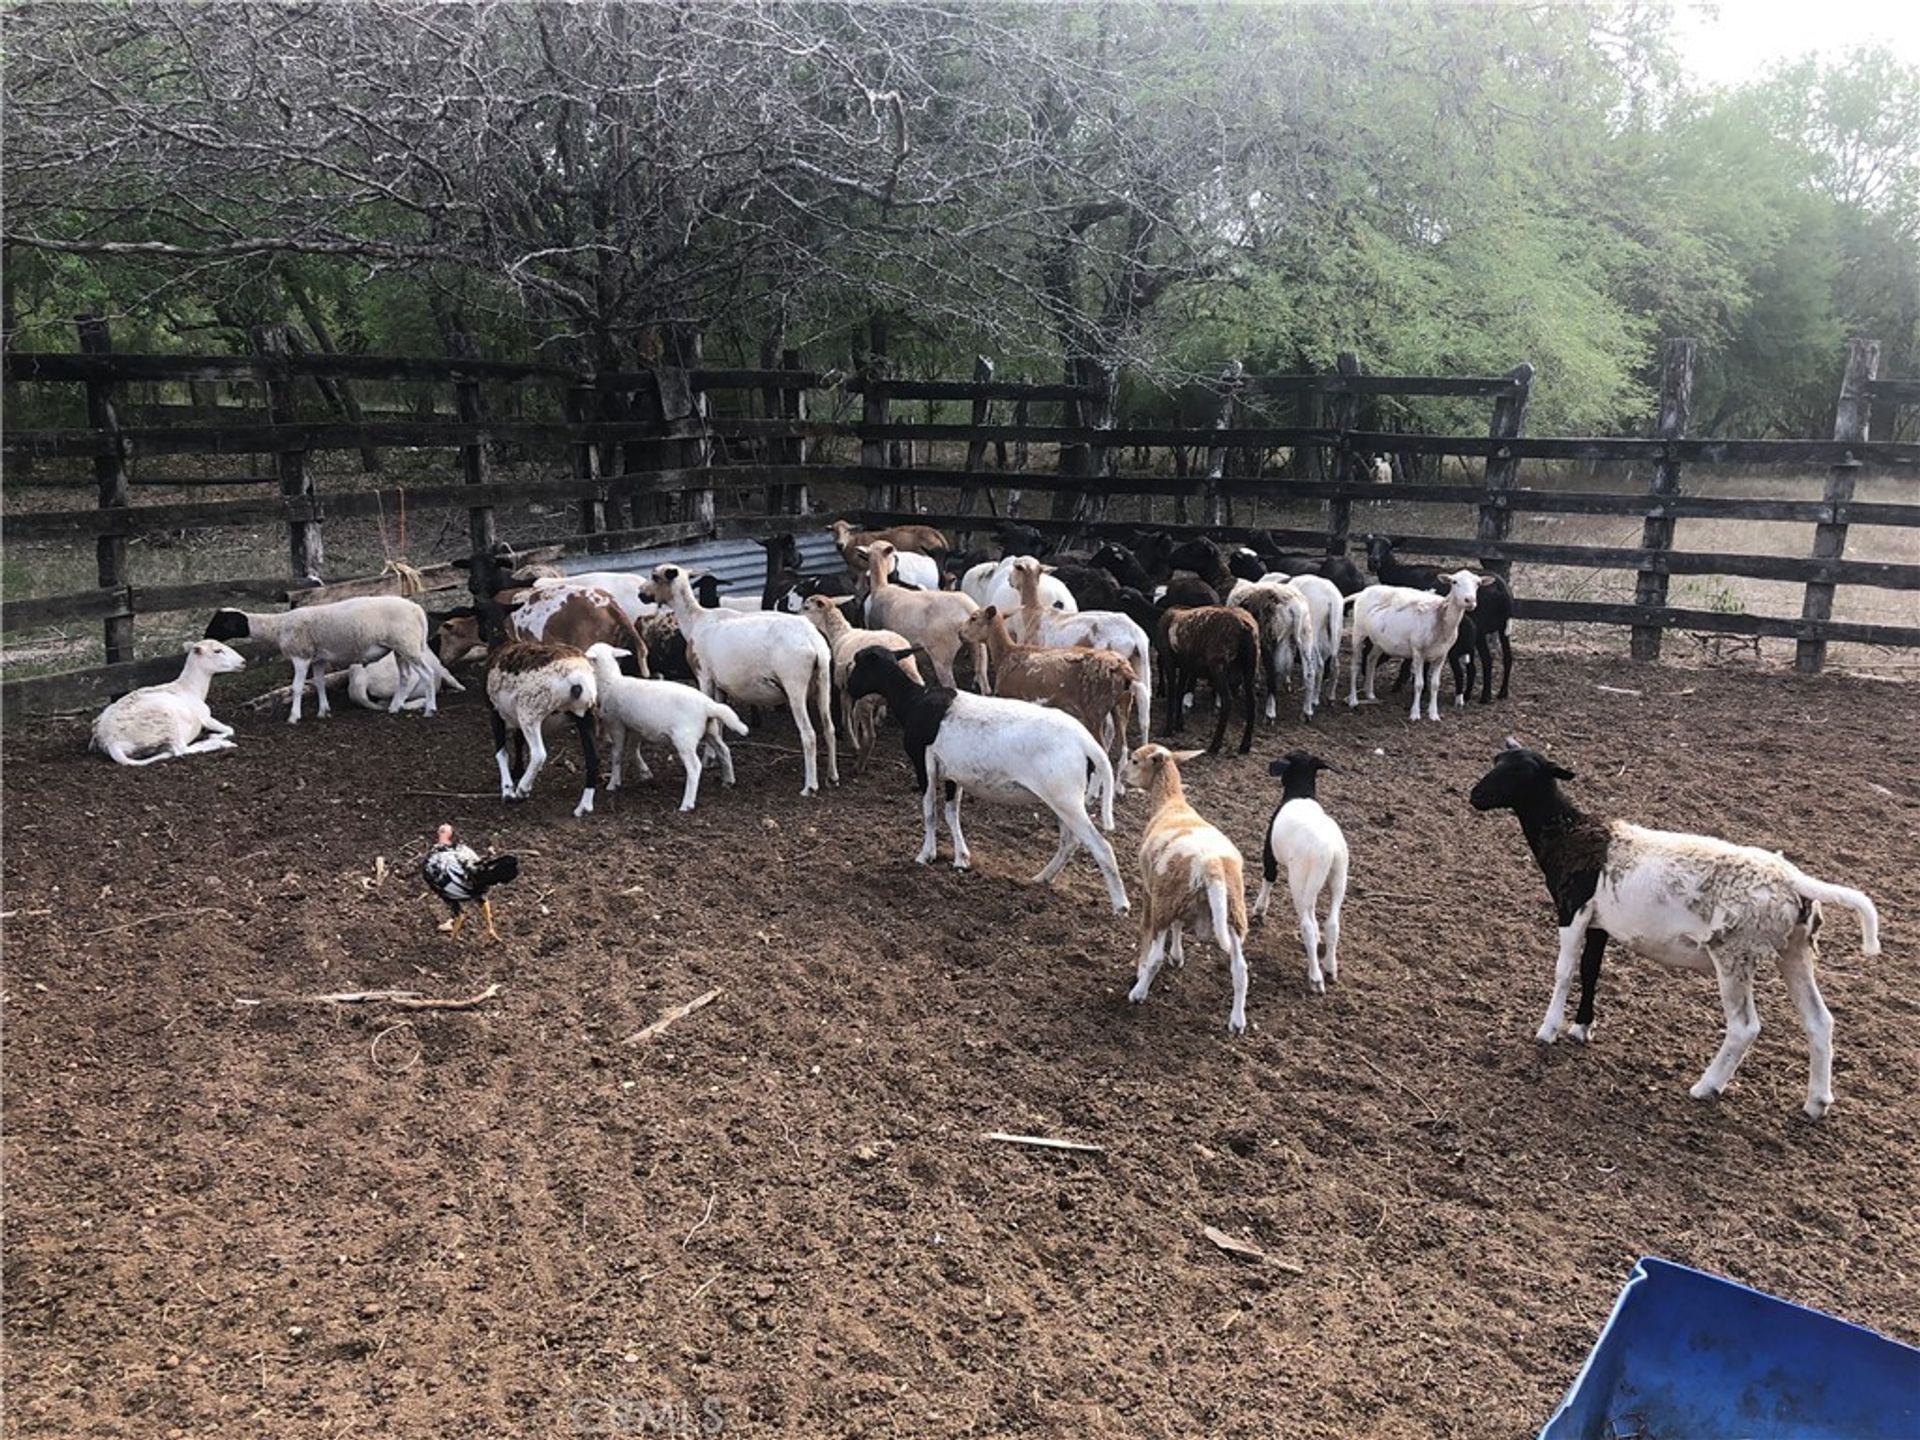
[4,325,1917,715]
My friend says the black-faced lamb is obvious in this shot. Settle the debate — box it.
[846,645,1129,912]
[1252,751,1349,994]
[205,596,437,724]
[1120,743,1251,1034]
[1469,741,1882,1119]
[90,640,245,765]
[582,643,747,811]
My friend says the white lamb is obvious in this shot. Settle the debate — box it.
[205,595,437,723]
[1251,752,1349,994]
[1347,570,1482,722]
[345,652,465,711]
[90,640,245,766]
[582,643,748,811]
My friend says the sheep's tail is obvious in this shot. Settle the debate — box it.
[1205,871,1244,945]
[1085,736,1117,831]
[1793,873,1881,956]
[711,700,750,737]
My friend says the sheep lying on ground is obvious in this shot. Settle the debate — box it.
[1121,743,1251,1034]
[91,640,246,765]
[1252,751,1349,994]
[582,643,747,811]
[847,645,1129,912]
[1469,740,1882,1119]
[207,596,436,723]
[958,606,1136,761]
[485,639,600,817]
[347,651,466,710]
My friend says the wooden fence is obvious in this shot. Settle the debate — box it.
[5,324,1918,714]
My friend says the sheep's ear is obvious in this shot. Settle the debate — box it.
[1170,748,1205,763]
[888,647,916,661]
[1503,735,1525,751]
[1041,564,1058,574]
[1266,758,1288,777]
[1476,573,1500,587]
[1547,761,1576,781]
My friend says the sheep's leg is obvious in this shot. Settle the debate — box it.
[180,736,238,756]
[1323,851,1346,984]
[489,710,515,799]
[1133,672,1152,745]
[1292,879,1325,994]
[707,722,736,786]
[1237,651,1257,754]
[414,654,440,717]
[917,766,942,865]
[786,682,820,796]
[1212,880,1249,1035]
[1263,645,1280,722]
[1691,948,1762,1102]
[570,710,599,817]
[1407,655,1426,722]
[1167,923,1185,968]
[1207,665,1232,753]
[1569,928,1608,1043]
[288,657,311,723]
[1426,658,1444,721]
[311,659,333,718]
[1495,629,1512,700]
[1537,909,1592,1043]
[603,720,626,791]
[1071,811,1129,915]
[514,724,549,799]
[1778,933,1835,1119]
[1128,929,1169,1005]
[627,738,655,783]
[1032,818,1076,886]
[203,715,234,738]
[672,733,704,812]
[972,641,991,695]
[944,785,971,871]
[818,663,839,786]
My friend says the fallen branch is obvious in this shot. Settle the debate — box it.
[622,988,722,1045]
[235,983,504,1011]
[401,789,501,800]
[984,1132,1104,1155]
[1594,684,1642,697]
[1202,1225,1305,1274]
[1359,1053,1440,1119]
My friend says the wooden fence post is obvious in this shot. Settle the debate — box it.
[449,331,496,554]
[1081,361,1117,525]
[781,347,809,517]
[1797,337,1880,673]
[1006,380,1030,517]
[957,355,994,542]
[1631,338,1697,661]
[1324,353,1363,554]
[860,371,890,515]
[251,323,323,581]
[566,378,605,536]
[76,316,134,663]
[1475,362,1536,578]
[681,332,714,529]
[1204,359,1244,527]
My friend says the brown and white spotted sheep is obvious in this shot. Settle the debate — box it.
[1120,744,1252,1034]
[484,639,601,817]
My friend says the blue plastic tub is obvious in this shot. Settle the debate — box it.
[1540,1256,1920,1440]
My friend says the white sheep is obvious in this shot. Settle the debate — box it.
[1470,741,1883,1119]
[346,651,465,711]
[646,562,837,795]
[1262,571,1343,703]
[485,639,600,817]
[960,554,1078,615]
[90,640,245,766]
[1251,752,1349,994]
[582,643,748,811]
[847,646,1130,913]
[206,596,437,724]
[1003,556,1153,744]
[1347,570,1482,722]
[851,543,942,592]
[1120,744,1251,1033]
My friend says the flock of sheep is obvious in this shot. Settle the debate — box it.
[87,518,1881,1118]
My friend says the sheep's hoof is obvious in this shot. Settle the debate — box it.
[1534,1026,1559,1046]
[1112,899,1131,916]
[1567,1023,1592,1044]
[1126,984,1150,1006]
[1308,977,1325,995]
[1226,1014,1247,1036]
[1803,1095,1832,1121]
[1688,1079,1725,1101]
[915,852,936,867]
[951,858,971,872]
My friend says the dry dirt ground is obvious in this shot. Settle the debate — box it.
[4,650,1917,1438]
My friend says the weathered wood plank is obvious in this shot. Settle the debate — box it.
[77,316,135,664]
[1864,378,1920,406]
[1239,373,1528,398]
[846,377,1100,403]
[1366,533,1920,588]
[1799,340,1880,673]
[1513,598,1920,649]
[1,586,133,631]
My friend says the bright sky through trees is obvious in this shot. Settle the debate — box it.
[1673,0,1920,87]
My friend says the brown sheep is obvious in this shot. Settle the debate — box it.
[958,605,1136,762]
[1155,605,1260,754]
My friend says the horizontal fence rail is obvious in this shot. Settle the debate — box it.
[6,331,1918,714]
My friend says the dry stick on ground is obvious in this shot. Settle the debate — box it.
[401,789,503,800]
[1359,1053,1441,1119]
[91,906,235,937]
[235,982,505,1010]
[623,988,722,1045]
[369,1022,421,1073]
[984,1132,1105,1155]
[683,1189,718,1248]
[1202,1225,1307,1275]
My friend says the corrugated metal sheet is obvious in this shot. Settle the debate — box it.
[558,528,844,603]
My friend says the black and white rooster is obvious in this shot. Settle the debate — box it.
[422,823,520,941]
